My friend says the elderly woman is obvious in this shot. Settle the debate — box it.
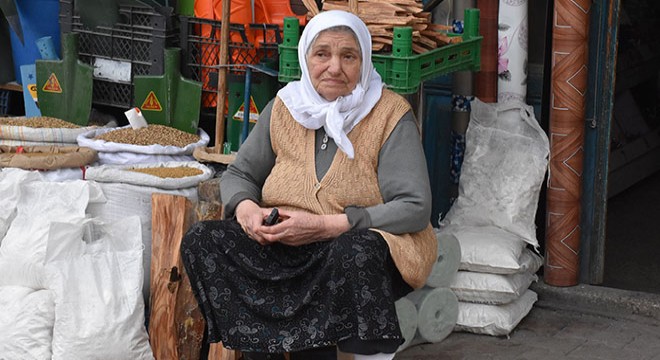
[181,10,437,360]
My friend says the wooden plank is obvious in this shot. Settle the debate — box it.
[349,0,359,14]
[427,23,454,32]
[150,194,198,359]
[208,344,239,360]
[301,0,320,15]
[421,30,462,45]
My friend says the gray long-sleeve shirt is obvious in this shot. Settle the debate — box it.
[220,98,432,234]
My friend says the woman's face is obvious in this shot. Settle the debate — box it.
[306,29,362,101]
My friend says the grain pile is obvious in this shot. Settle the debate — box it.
[127,166,204,178]
[302,0,460,53]
[0,117,80,128]
[94,125,201,147]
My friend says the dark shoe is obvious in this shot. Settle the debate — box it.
[240,352,286,360]
[289,346,337,360]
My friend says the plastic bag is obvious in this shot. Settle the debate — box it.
[441,99,549,248]
[45,217,154,360]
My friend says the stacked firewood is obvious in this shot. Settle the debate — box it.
[300,0,462,53]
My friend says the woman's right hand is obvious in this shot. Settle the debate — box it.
[235,199,272,244]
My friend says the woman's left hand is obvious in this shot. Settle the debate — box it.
[257,209,350,246]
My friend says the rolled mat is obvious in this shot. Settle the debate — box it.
[544,0,591,287]
[406,287,459,344]
[394,297,418,351]
[474,0,498,102]
[426,229,462,288]
[497,0,528,103]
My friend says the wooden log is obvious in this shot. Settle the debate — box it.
[149,194,199,359]
[150,193,240,360]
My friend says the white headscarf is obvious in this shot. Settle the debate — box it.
[277,10,383,159]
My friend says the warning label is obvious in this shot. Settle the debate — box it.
[42,73,62,93]
[232,96,260,122]
[28,84,38,101]
[141,91,162,111]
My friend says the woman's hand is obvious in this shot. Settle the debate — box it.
[236,201,351,246]
[235,200,274,245]
[259,208,351,246]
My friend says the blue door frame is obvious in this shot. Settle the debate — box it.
[580,0,621,284]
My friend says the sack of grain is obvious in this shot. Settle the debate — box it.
[0,117,98,145]
[85,161,214,301]
[77,125,210,165]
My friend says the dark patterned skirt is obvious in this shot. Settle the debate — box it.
[180,220,411,353]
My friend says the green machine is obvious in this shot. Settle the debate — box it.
[35,32,93,125]
[134,47,202,134]
[225,64,279,152]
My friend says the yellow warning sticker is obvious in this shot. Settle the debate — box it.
[42,73,62,93]
[141,91,162,111]
[232,96,260,122]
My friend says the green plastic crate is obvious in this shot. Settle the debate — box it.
[278,8,482,94]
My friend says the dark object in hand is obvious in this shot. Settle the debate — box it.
[264,208,279,226]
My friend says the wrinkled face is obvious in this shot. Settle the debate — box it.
[306,29,362,101]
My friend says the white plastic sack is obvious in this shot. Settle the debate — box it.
[441,99,549,248]
[443,225,527,274]
[86,179,199,301]
[450,270,538,305]
[0,180,99,263]
[455,289,538,336]
[45,217,154,360]
[0,259,47,290]
[0,123,98,143]
[0,286,55,360]
[39,167,86,181]
[0,139,77,146]
[0,168,43,241]
[85,161,214,190]
[77,125,210,165]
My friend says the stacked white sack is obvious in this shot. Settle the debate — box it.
[440,225,543,336]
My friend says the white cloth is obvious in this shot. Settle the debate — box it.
[353,353,396,360]
[277,10,383,159]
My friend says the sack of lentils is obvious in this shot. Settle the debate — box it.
[0,117,99,146]
[77,125,210,165]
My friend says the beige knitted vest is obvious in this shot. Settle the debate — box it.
[261,89,437,289]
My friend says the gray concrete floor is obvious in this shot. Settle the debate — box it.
[395,282,660,360]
